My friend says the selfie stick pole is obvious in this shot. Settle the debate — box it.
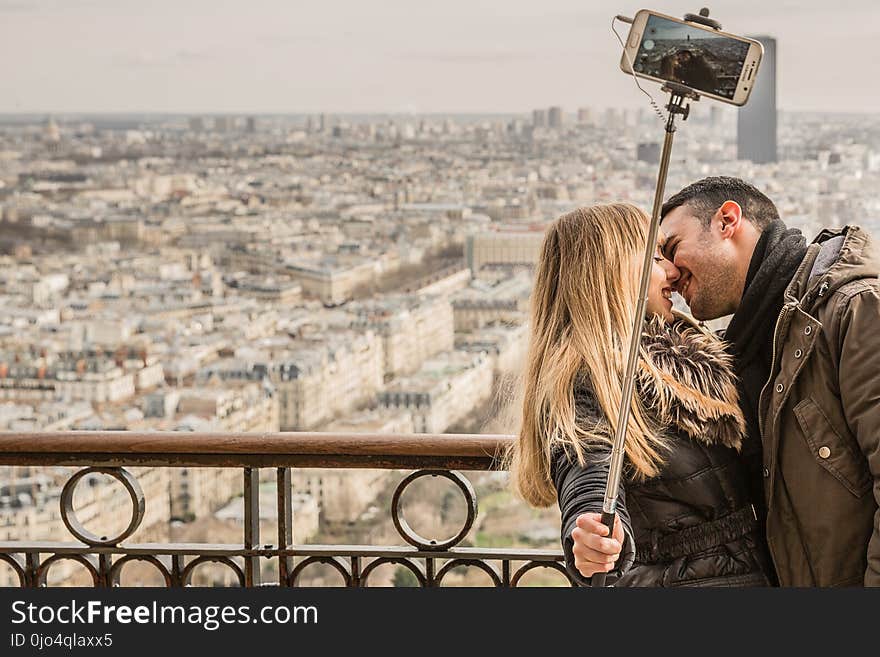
[589,87,695,587]
[589,7,722,586]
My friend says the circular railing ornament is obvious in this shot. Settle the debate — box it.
[60,467,145,547]
[182,556,245,587]
[434,558,502,586]
[109,555,172,587]
[288,556,352,587]
[0,554,27,587]
[36,554,101,587]
[511,561,575,587]
[391,469,477,551]
[360,557,427,587]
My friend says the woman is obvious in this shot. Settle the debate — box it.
[509,203,771,586]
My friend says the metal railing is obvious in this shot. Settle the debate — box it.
[0,431,574,587]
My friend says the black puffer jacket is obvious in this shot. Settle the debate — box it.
[552,314,773,587]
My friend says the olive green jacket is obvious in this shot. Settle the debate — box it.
[760,225,880,586]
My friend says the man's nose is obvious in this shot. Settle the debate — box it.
[663,261,681,284]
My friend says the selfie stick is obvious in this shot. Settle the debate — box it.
[590,8,718,587]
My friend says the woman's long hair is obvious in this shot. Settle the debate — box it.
[509,203,668,507]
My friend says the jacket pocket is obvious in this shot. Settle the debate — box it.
[793,397,872,498]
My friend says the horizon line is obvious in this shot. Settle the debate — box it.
[0,108,875,118]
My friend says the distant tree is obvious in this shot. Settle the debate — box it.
[392,566,419,588]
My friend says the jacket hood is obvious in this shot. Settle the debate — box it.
[637,314,745,450]
[790,225,880,311]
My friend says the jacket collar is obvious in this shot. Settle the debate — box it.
[638,315,746,450]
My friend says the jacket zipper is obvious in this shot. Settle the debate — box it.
[756,298,799,586]
[757,300,799,439]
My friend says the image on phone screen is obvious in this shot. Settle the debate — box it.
[633,15,751,99]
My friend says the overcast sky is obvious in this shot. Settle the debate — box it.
[1,0,878,114]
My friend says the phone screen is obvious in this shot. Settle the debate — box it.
[633,14,751,100]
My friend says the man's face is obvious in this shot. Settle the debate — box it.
[660,204,739,320]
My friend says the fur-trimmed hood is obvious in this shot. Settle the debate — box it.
[637,313,745,450]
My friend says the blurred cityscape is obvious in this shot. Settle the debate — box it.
[2,104,880,585]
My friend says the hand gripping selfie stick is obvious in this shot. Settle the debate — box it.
[590,8,720,587]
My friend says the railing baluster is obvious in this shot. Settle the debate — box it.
[98,553,112,588]
[350,556,361,588]
[170,555,185,587]
[277,467,293,587]
[243,467,260,587]
[425,557,436,588]
[25,552,39,588]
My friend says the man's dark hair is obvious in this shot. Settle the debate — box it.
[660,176,779,230]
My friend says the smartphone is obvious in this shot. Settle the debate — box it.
[620,9,764,106]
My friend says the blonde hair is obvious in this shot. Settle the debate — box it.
[508,203,668,507]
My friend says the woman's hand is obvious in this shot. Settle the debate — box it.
[571,512,624,578]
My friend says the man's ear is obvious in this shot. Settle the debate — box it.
[716,200,743,239]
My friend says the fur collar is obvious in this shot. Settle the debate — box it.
[637,313,745,450]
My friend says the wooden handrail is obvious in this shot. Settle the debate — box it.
[0,431,515,469]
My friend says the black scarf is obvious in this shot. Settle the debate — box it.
[724,220,807,522]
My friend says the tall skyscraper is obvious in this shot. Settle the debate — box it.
[737,36,777,164]
[548,106,563,129]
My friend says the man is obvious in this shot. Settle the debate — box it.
[657,176,880,586]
